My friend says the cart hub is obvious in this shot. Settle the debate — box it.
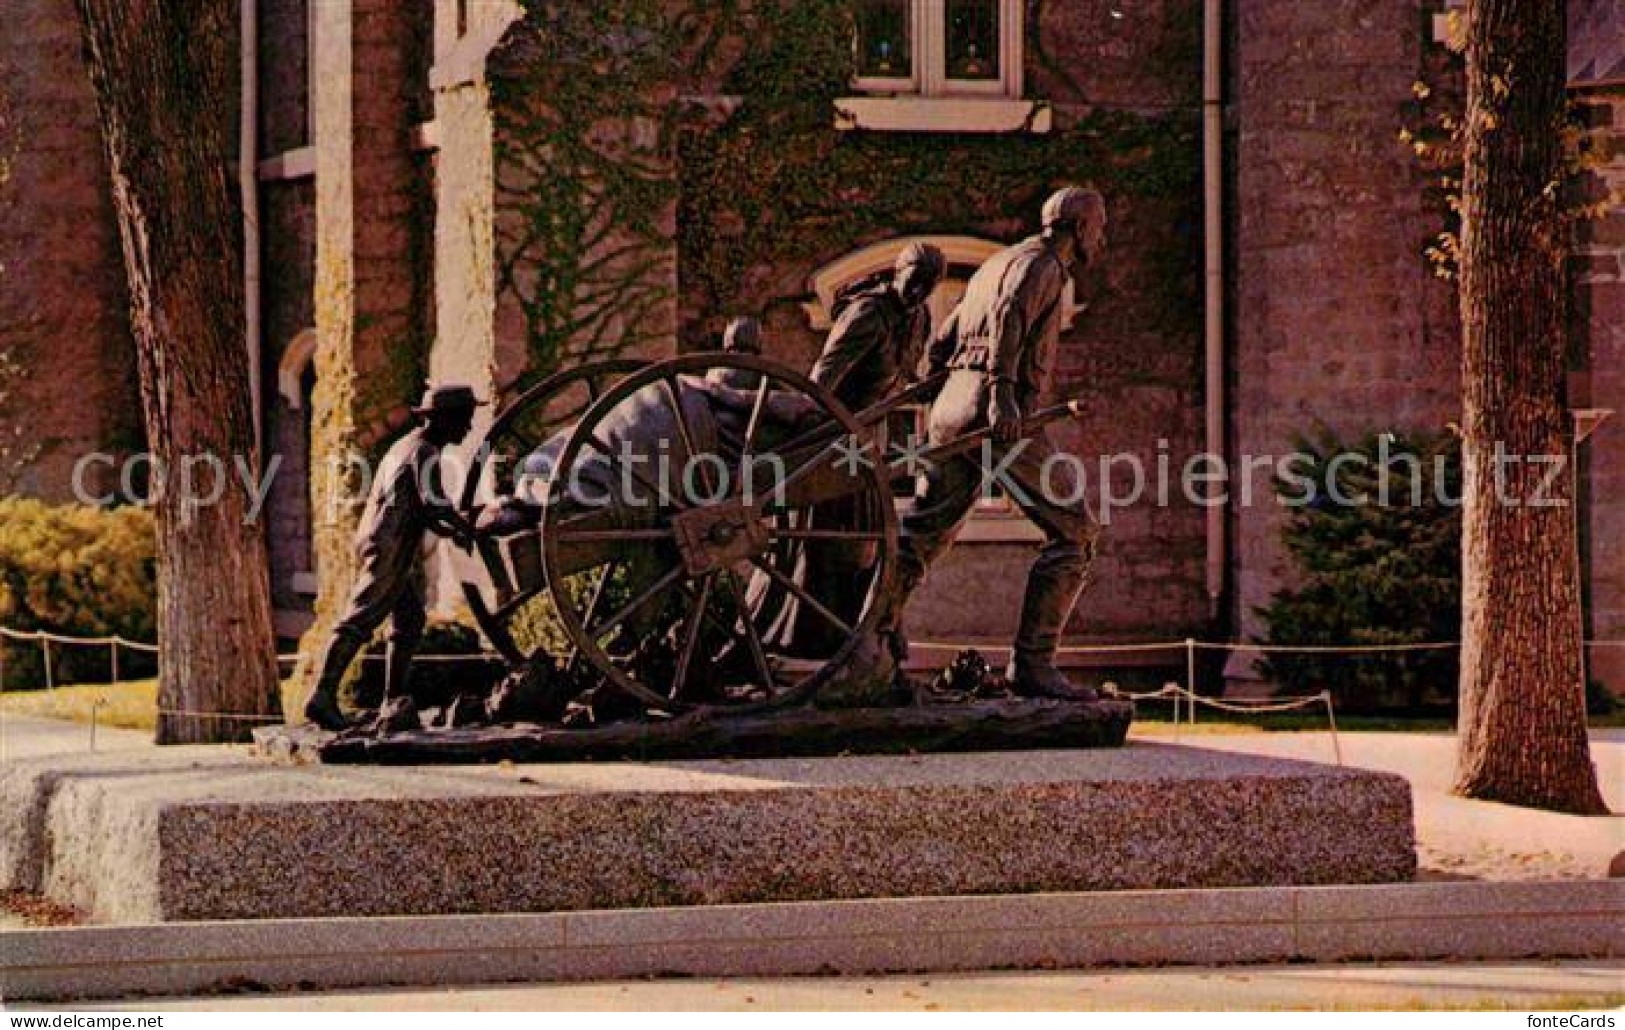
[672,500,770,576]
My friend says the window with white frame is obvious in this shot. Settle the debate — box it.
[853,0,1024,99]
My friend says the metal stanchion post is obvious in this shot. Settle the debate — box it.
[41,636,54,691]
[1185,638,1198,726]
[110,638,120,685]
[1322,690,1342,766]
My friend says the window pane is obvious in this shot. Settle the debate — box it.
[945,0,1000,81]
[856,0,912,79]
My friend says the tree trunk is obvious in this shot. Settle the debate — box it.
[1454,0,1606,813]
[75,0,282,743]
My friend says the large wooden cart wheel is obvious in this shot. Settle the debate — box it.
[458,359,647,666]
[541,353,898,714]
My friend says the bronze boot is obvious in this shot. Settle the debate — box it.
[1007,542,1098,703]
[304,627,364,730]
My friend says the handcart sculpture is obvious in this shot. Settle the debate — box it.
[456,351,1090,721]
[259,350,1132,764]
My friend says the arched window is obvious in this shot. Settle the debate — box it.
[276,328,318,410]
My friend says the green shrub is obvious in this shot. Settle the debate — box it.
[0,498,157,689]
[1587,679,1616,717]
[1256,431,1462,713]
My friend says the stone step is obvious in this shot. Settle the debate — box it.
[1,742,1412,924]
[4,880,1619,1003]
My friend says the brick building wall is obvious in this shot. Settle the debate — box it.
[0,0,142,502]
[467,0,1212,655]
[256,0,318,632]
[1572,87,1625,694]
[1229,0,1464,669]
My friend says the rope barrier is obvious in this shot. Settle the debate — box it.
[1105,681,1342,764]
[153,705,284,721]
[0,624,1617,754]
[7,625,1621,658]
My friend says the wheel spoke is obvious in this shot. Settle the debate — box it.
[494,586,543,623]
[671,573,714,701]
[742,379,772,456]
[772,528,885,541]
[747,556,854,636]
[590,563,685,641]
[722,569,775,689]
[661,376,714,497]
[676,580,744,639]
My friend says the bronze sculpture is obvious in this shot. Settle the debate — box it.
[286,189,1133,760]
[810,241,944,411]
[885,187,1108,702]
[754,242,946,661]
[303,385,484,730]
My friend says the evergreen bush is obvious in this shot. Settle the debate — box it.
[1256,431,1462,713]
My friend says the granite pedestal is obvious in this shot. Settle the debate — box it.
[0,743,1414,924]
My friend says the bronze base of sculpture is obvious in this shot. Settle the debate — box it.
[259,692,1133,765]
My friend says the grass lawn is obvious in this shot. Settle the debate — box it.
[0,679,306,732]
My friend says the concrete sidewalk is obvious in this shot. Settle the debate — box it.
[35,960,1625,1012]
[0,714,150,762]
[1135,730,1625,880]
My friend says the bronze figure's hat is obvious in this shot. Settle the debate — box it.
[411,384,487,417]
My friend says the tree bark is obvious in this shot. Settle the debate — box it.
[1453,0,1606,813]
[75,0,282,743]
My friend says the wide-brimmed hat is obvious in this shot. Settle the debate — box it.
[411,384,487,417]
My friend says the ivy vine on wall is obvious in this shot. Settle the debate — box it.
[1400,16,1617,281]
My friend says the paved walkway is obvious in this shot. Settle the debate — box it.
[1130,729,1625,880]
[0,713,150,762]
[46,961,1625,1011]
[0,716,152,929]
